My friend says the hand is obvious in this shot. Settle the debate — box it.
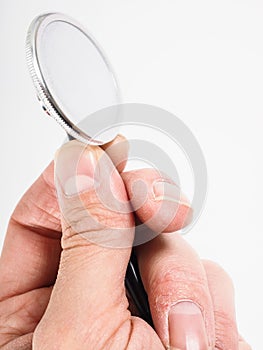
[0,138,251,349]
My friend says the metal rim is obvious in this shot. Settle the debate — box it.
[26,12,121,145]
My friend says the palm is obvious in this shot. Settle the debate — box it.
[0,283,164,349]
[0,288,50,347]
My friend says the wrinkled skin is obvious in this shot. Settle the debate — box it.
[0,138,251,349]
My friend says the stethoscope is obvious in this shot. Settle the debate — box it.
[26,12,153,327]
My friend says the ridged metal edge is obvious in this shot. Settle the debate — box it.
[25,13,104,145]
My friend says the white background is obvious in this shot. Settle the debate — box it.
[1,1,262,348]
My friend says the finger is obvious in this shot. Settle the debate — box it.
[238,335,252,349]
[101,134,129,173]
[34,140,135,349]
[136,233,215,349]
[0,162,61,300]
[0,134,128,301]
[122,168,192,233]
[238,339,252,350]
[103,135,192,233]
[202,260,241,350]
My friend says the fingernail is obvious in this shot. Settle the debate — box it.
[55,141,99,196]
[168,301,209,350]
[153,180,190,207]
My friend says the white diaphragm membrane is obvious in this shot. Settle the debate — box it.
[26,13,121,145]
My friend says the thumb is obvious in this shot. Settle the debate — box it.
[34,141,134,349]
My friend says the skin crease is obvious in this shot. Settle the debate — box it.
[0,137,251,350]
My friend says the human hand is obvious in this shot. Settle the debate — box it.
[0,138,251,349]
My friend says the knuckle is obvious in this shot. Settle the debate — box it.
[11,173,61,233]
[149,262,209,305]
[238,340,252,350]
[61,195,134,249]
[202,259,226,275]
[63,190,132,231]
[202,259,226,274]
[202,260,235,290]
